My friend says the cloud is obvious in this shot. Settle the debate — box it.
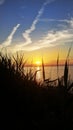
[18,18,73,51]
[37,29,73,47]
[1,18,73,53]
[0,0,5,5]
[17,18,73,51]
[39,18,70,23]
[1,17,73,53]
[2,24,20,47]
[0,0,55,52]
[22,0,55,46]
[1,1,73,53]
[39,18,73,29]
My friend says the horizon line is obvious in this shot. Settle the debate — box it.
[24,63,73,67]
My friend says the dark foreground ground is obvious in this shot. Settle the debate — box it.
[1,81,73,130]
[0,53,73,130]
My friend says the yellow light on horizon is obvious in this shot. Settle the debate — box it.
[35,61,41,66]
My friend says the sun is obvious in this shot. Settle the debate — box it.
[36,61,41,65]
[35,60,41,66]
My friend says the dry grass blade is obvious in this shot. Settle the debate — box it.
[67,82,73,91]
[57,54,59,78]
[64,45,72,89]
[57,54,59,72]
[42,57,45,82]
[13,53,26,74]
[66,43,72,60]
[64,60,68,88]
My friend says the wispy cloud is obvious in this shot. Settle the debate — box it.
[22,0,55,46]
[40,18,73,25]
[2,24,20,47]
[0,0,5,5]
[19,18,73,51]
[1,17,73,53]
[39,18,70,23]
[1,0,73,53]
[0,0,55,52]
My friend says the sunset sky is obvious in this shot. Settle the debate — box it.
[0,0,73,65]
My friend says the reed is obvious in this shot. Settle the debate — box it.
[0,50,73,129]
[0,49,73,90]
[42,57,45,82]
[64,45,72,89]
[64,60,68,89]
[57,53,60,86]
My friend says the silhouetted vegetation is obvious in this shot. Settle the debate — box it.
[0,50,73,130]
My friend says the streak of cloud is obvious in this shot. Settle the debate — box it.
[22,0,55,46]
[1,18,73,53]
[2,24,20,47]
[39,18,70,23]
[40,18,73,26]
[18,18,73,51]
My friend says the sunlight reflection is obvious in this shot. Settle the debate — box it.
[36,66,41,81]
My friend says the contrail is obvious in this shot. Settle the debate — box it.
[2,24,20,47]
[22,0,55,45]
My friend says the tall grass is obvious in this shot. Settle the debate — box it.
[41,46,73,91]
[42,57,45,82]
[57,53,61,86]
[0,52,41,90]
[0,50,73,130]
[64,45,72,90]
[57,53,59,79]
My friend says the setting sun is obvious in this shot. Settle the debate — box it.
[35,61,41,66]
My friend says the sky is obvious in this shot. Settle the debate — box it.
[0,0,73,65]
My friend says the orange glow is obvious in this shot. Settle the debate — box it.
[35,61,41,65]
[22,46,73,66]
[34,60,41,66]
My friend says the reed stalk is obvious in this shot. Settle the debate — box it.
[64,45,72,89]
[42,58,45,82]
